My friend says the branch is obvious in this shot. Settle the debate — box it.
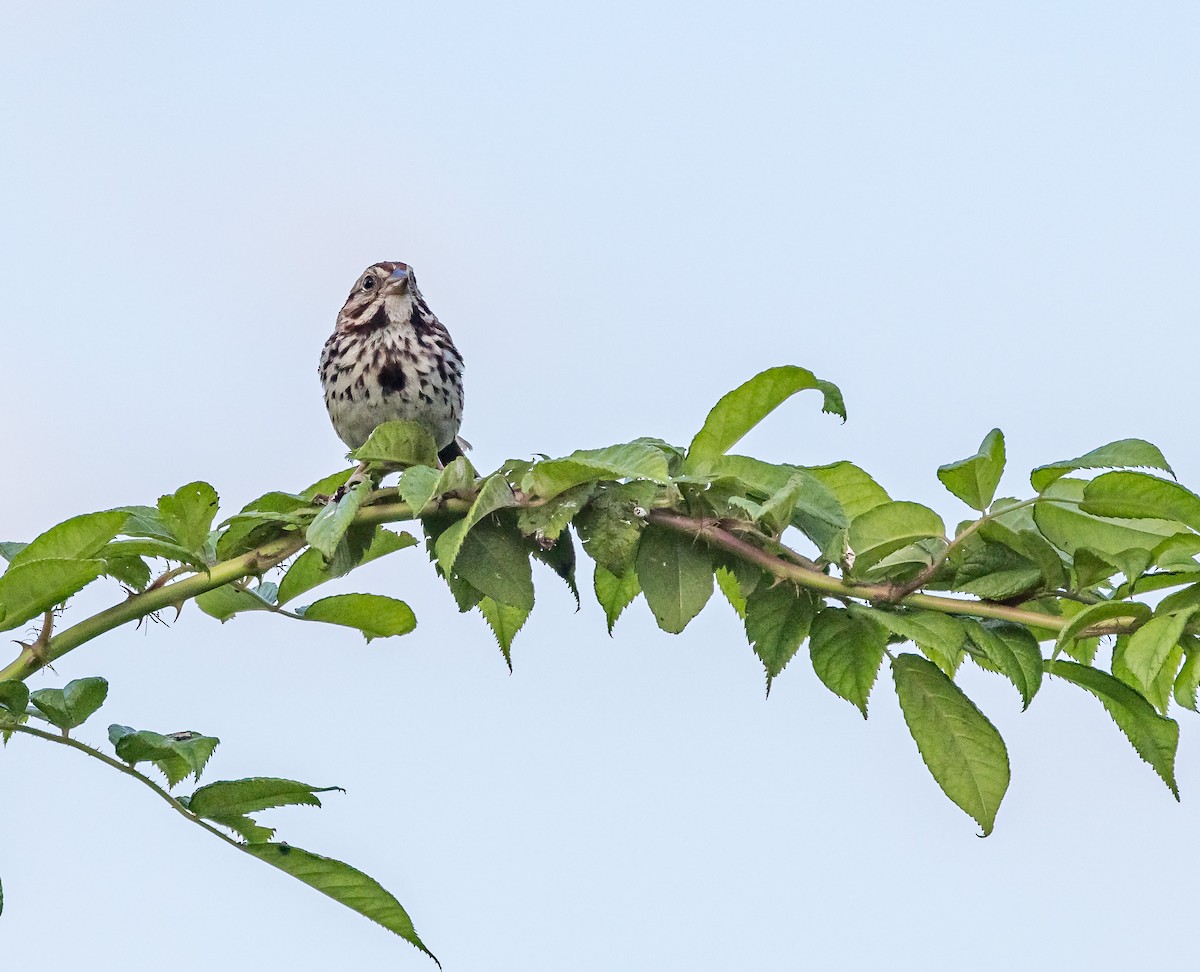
[0,494,480,683]
[10,723,242,848]
[647,509,1145,640]
[0,534,308,681]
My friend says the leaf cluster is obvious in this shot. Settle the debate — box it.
[5,362,1200,952]
[0,675,436,963]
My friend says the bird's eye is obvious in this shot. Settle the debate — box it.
[362,276,376,291]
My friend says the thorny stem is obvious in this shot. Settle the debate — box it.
[0,496,473,683]
[0,487,1152,684]
[646,509,1146,640]
[227,578,308,622]
[22,610,56,665]
[0,532,309,682]
[9,722,242,849]
[883,496,1043,601]
[144,564,192,594]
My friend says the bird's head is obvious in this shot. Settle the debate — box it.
[338,261,419,329]
[352,261,415,298]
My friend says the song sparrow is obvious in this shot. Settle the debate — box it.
[320,262,466,466]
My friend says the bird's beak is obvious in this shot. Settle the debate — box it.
[387,265,410,291]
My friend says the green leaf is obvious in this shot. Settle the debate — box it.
[629,436,688,474]
[204,813,276,844]
[157,482,220,555]
[188,778,343,818]
[108,725,219,787]
[634,525,713,633]
[29,677,109,730]
[421,514,483,612]
[988,497,1038,532]
[396,465,441,514]
[1052,599,1152,660]
[808,606,887,717]
[1115,609,1195,711]
[531,529,579,606]
[451,518,535,611]
[864,539,944,583]
[517,483,595,542]
[523,443,671,501]
[1081,471,1200,529]
[1113,635,1181,716]
[731,470,810,532]
[962,619,1044,709]
[0,541,28,562]
[0,679,31,716]
[803,462,890,521]
[351,419,439,467]
[397,458,477,516]
[433,475,518,575]
[1035,478,1186,571]
[1153,534,1200,571]
[688,454,794,494]
[593,565,640,635]
[477,596,531,670]
[976,521,1066,593]
[113,505,176,542]
[215,492,311,560]
[947,533,1044,601]
[938,429,1006,511]
[277,529,415,606]
[1046,660,1179,798]
[714,566,747,619]
[1031,439,1174,492]
[744,581,817,692]
[300,468,357,501]
[713,464,850,560]
[0,559,105,633]
[853,607,966,677]
[298,594,417,641]
[98,537,208,572]
[848,501,945,571]
[305,482,372,560]
[319,523,378,580]
[892,653,1010,834]
[240,843,438,965]
[1073,549,1121,589]
[685,365,844,470]
[1155,581,1200,616]
[169,732,221,781]
[196,582,278,622]
[221,492,311,525]
[574,481,659,576]
[1174,637,1200,712]
[787,474,852,561]
[8,511,128,568]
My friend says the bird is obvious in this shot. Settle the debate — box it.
[319,261,466,468]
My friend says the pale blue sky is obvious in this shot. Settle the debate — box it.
[3,2,1199,968]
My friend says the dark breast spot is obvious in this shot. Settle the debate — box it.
[378,362,407,393]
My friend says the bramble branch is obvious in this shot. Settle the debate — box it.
[646,509,1147,640]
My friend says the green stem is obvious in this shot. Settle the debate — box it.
[0,481,1131,685]
[647,509,1143,639]
[9,723,242,849]
[886,496,1043,600]
[0,494,468,683]
[0,533,307,682]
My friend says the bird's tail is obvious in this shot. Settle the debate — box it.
[438,435,472,466]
